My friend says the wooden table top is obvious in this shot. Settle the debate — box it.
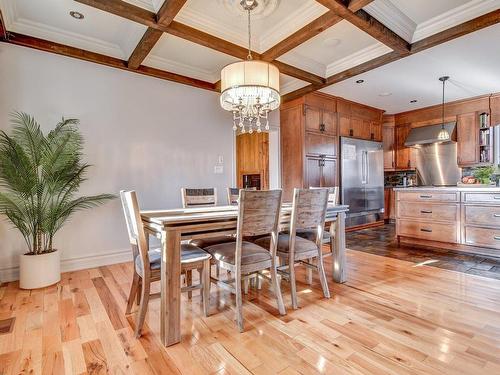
[141,204,349,225]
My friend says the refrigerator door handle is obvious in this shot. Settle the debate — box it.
[365,151,369,184]
[361,151,367,184]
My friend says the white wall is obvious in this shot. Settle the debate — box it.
[0,43,235,281]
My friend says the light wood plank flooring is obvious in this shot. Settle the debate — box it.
[1,247,499,374]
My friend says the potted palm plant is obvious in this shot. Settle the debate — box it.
[0,112,114,289]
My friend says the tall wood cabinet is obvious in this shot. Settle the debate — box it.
[382,115,395,170]
[281,93,338,201]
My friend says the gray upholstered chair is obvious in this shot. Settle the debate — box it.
[255,188,330,309]
[202,189,286,332]
[120,190,212,337]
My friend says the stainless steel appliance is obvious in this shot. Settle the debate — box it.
[340,137,384,227]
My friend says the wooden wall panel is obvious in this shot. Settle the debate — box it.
[236,132,269,190]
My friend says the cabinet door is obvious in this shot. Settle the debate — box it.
[351,117,363,138]
[321,159,337,187]
[339,114,351,137]
[304,106,322,133]
[457,112,479,166]
[384,189,390,220]
[395,125,411,169]
[360,119,372,140]
[321,110,337,135]
[370,122,382,142]
[383,126,395,170]
[305,133,337,157]
[305,157,321,188]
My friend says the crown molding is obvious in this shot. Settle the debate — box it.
[278,52,326,78]
[144,53,220,82]
[123,0,156,12]
[280,78,308,95]
[259,3,328,53]
[325,42,392,77]
[364,0,416,43]
[412,0,500,42]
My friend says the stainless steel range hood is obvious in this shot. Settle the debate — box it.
[404,122,456,147]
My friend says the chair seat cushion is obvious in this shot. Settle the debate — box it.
[204,241,271,266]
[190,236,235,248]
[255,233,318,255]
[134,244,211,276]
[295,229,331,243]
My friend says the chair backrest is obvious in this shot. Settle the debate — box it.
[290,188,329,243]
[310,186,339,205]
[181,188,217,208]
[237,190,282,238]
[227,187,257,205]
[120,190,151,277]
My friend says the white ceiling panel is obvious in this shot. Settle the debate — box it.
[0,0,147,59]
[143,33,239,83]
[320,24,500,114]
[278,20,392,78]
[175,0,328,53]
[280,74,309,95]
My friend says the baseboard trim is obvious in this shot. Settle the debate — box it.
[0,249,132,282]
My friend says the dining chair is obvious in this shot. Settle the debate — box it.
[255,188,330,309]
[226,187,257,205]
[120,190,212,337]
[181,188,217,208]
[202,189,286,332]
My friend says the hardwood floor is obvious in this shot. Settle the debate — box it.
[1,245,500,374]
[348,224,500,280]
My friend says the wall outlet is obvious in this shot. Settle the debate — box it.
[214,165,224,174]
[217,155,224,164]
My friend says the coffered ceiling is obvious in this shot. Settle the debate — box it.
[0,0,498,111]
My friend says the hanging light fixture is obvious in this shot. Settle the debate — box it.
[220,0,280,134]
[437,76,450,141]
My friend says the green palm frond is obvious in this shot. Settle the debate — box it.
[0,112,115,254]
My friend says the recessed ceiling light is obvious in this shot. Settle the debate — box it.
[324,38,341,47]
[70,11,84,20]
[379,92,392,97]
[410,99,418,103]
[355,79,364,84]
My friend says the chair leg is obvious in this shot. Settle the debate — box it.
[306,258,313,285]
[256,273,262,290]
[317,250,330,299]
[289,259,299,310]
[235,270,244,332]
[243,278,249,294]
[186,270,193,299]
[270,260,286,316]
[136,278,142,305]
[126,273,140,314]
[202,259,211,317]
[134,278,151,338]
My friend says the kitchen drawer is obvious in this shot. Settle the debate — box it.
[397,191,459,203]
[464,205,500,227]
[397,201,458,222]
[462,192,500,204]
[397,219,458,243]
[463,226,500,249]
[305,133,337,157]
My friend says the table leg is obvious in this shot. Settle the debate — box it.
[332,212,346,283]
[160,229,181,346]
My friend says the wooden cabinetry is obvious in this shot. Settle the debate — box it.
[337,98,383,141]
[395,125,413,169]
[236,132,269,190]
[281,92,338,201]
[382,117,395,170]
[491,93,500,125]
[457,112,479,166]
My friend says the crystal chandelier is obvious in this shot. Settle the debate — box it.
[220,0,280,134]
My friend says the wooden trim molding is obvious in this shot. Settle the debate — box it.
[0,26,216,92]
[348,0,375,12]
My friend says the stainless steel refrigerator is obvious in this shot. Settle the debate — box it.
[340,137,384,227]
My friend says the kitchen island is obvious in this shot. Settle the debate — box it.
[395,186,500,257]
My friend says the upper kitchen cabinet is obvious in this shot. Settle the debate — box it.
[491,93,500,126]
[337,98,384,141]
[395,125,414,170]
[382,115,395,170]
[280,92,338,201]
[457,112,479,166]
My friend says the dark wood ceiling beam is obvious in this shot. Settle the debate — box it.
[0,29,216,91]
[127,0,188,69]
[261,11,342,61]
[75,0,157,27]
[411,9,500,54]
[348,0,375,12]
[314,0,410,54]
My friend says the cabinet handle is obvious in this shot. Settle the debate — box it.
[420,210,432,214]
[349,129,353,137]
[371,133,374,140]
[494,196,500,200]
[420,195,432,199]
[319,124,326,132]
[494,236,500,241]
[421,228,433,233]
[494,214,500,217]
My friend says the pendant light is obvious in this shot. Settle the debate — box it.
[437,76,450,141]
[220,0,280,134]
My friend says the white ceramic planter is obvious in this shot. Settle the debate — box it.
[19,250,61,289]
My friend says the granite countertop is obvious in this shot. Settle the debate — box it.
[393,186,500,192]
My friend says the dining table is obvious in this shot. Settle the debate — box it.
[141,203,349,347]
